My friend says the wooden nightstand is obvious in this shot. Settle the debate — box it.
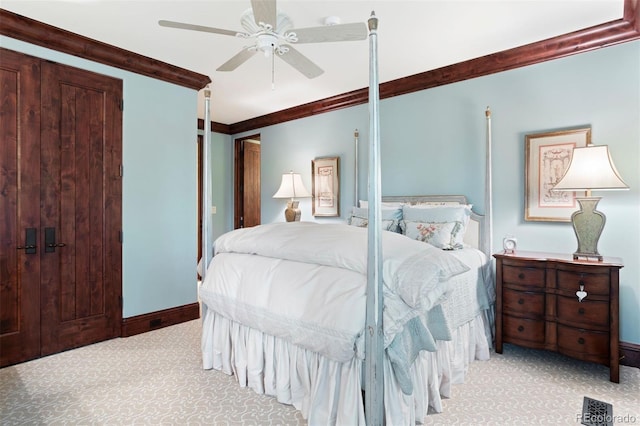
[493,250,623,383]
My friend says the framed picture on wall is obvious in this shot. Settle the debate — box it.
[312,156,340,217]
[525,127,591,222]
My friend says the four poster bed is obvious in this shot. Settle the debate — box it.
[198,196,494,424]
[198,13,495,426]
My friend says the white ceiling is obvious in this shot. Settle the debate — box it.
[2,0,624,124]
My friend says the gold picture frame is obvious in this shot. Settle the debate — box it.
[525,127,591,222]
[312,156,339,217]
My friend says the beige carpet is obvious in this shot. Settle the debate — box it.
[1,320,638,425]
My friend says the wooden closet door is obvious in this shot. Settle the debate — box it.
[39,62,122,355]
[242,141,261,227]
[0,50,42,366]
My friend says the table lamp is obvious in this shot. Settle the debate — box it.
[273,171,311,222]
[552,144,629,261]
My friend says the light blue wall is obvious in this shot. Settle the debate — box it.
[229,41,640,344]
[232,106,369,224]
[121,77,198,317]
[1,37,200,318]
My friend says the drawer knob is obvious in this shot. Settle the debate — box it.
[578,337,585,345]
[578,308,585,315]
[518,273,525,279]
[518,298,525,305]
[517,325,524,332]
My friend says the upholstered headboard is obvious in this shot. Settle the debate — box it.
[380,195,488,257]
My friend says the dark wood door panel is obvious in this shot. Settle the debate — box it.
[0,49,42,367]
[234,136,261,229]
[39,61,122,356]
[1,49,123,366]
[242,141,261,228]
[59,83,106,321]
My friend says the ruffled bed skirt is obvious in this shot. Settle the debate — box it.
[201,307,491,425]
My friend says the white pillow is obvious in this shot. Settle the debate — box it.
[349,216,398,232]
[411,201,466,207]
[352,206,402,220]
[359,200,405,209]
[347,206,402,233]
[402,204,471,224]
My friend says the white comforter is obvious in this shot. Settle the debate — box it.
[199,222,472,362]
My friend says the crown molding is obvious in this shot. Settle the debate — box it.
[2,2,637,134]
[226,0,639,135]
[0,9,211,90]
[197,118,231,134]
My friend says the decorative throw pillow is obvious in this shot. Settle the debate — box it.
[401,205,472,249]
[400,220,463,249]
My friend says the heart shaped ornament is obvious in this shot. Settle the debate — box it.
[576,290,587,302]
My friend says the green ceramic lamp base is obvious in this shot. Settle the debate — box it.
[571,197,605,261]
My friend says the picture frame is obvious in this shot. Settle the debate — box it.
[525,127,591,222]
[312,156,340,217]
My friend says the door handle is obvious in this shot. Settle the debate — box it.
[45,227,66,253]
[16,228,37,254]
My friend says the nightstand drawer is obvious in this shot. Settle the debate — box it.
[556,270,609,295]
[503,265,545,288]
[556,295,609,328]
[558,325,608,359]
[503,288,544,317]
[503,315,545,344]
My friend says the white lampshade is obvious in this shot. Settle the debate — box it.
[553,145,629,192]
[273,171,311,199]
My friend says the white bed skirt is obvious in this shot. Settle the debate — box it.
[201,307,490,425]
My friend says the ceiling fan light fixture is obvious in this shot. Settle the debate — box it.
[257,34,279,56]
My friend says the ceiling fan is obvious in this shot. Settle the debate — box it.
[159,0,367,79]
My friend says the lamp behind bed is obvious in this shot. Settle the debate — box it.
[273,171,311,222]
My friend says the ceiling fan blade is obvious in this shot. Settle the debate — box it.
[279,45,324,79]
[158,20,239,37]
[216,49,257,72]
[251,0,277,28]
[289,22,368,43]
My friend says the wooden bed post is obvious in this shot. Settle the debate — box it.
[201,86,212,282]
[364,11,384,426]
